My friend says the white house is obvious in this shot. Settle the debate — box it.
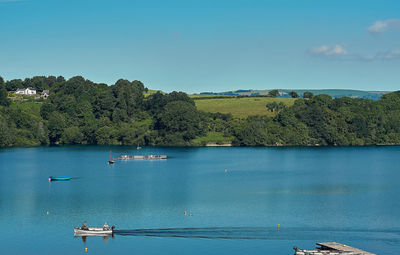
[14,87,37,95]
[41,90,50,99]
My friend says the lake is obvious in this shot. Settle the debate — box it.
[0,146,399,254]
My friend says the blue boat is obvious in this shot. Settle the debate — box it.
[48,176,72,182]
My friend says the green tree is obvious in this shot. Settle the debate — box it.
[0,114,14,146]
[146,91,194,114]
[266,102,278,112]
[23,76,57,91]
[157,101,201,141]
[303,91,314,99]
[268,89,279,97]
[5,79,24,91]
[266,102,286,112]
[95,126,118,145]
[48,112,67,144]
[93,84,115,118]
[311,94,332,107]
[166,91,195,106]
[146,91,167,114]
[112,79,145,120]
[40,102,56,120]
[0,79,10,106]
[289,91,299,98]
[61,126,84,144]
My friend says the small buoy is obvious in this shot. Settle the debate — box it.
[184,211,187,215]
[190,213,193,217]
[224,169,228,173]
[278,224,280,229]
[85,247,88,252]
[46,211,49,215]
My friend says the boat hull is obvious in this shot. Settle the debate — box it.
[49,176,71,181]
[74,227,112,236]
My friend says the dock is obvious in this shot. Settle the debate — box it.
[294,242,376,255]
[117,154,167,160]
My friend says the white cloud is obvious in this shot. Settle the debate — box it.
[367,19,400,33]
[373,49,400,60]
[349,49,400,61]
[311,45,329,54]
[330,45,347,55]
[311,45,347,56]
[309,19,400,62]
[310,45,400,61]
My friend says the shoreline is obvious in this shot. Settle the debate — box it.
[1,143,400,149]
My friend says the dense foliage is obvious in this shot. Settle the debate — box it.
[1,75,400,147]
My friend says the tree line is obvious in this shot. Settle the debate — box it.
[1,75,400,147]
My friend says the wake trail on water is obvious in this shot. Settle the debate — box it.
[113,227,400,241]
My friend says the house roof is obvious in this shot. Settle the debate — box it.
[41,90,50,94]
[27,87,36,90]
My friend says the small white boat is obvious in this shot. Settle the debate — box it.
[74,227,113,236]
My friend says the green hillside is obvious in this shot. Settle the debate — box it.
[2,75,400,147]
[194,97,295,118]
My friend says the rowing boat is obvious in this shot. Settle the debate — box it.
[74,227,113,236]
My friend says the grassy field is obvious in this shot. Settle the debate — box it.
[11,100,43,114]
[191,132,234,145]
[195,97,295,118]
[144,89,164,97]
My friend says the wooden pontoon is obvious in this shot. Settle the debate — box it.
[317,242,376,255]
[294,242,376,255]
[117,154,167,160]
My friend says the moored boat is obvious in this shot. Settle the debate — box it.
[108,151,115,164]
[49,176,71,181]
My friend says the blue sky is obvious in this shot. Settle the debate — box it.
[0,0,399,92]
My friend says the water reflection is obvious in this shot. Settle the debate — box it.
[76,234,115,243]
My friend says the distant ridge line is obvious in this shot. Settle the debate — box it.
[198,89,390,100]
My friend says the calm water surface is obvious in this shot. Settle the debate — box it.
[0,146,399,254]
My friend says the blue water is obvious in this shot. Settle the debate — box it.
[0,146,399,254]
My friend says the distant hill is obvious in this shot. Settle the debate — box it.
[199,89,390,100]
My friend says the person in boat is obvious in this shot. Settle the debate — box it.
[103,222,110,230]
[81,221,89,230]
